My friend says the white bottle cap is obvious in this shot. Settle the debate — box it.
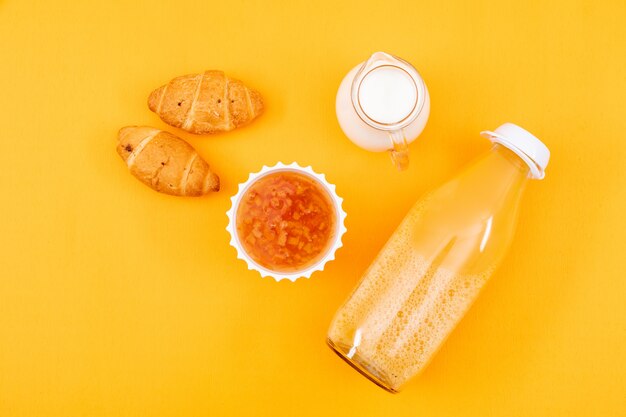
[480,123,550,179]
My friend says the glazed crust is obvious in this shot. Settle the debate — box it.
[148,70,264,134]
[117,126,219,196]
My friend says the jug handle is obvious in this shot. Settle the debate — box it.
[388,129,409,171]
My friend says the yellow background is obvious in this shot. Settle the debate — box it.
[1,0,625,415]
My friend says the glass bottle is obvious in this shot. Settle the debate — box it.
[327,123,550,392]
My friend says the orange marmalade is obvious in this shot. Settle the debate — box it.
[236,171,336,272]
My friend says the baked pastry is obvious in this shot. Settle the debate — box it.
[148,70,264,134]
[117,126,219,196]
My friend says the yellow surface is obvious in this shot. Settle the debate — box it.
[1,0,625,415]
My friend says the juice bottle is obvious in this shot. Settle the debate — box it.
[327,123,550,392]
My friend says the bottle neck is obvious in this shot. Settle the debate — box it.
[463,143,530,212]
[491,143,532,178]
[493,142,530,204]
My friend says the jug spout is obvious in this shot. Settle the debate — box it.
[362,51,402,71]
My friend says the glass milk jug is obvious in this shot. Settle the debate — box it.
[336,52,430,170]
[327,123,550,392]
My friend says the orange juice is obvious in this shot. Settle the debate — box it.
[328,124,550,392]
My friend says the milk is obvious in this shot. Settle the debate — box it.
[357,66,417,125]
[336,52,430,155]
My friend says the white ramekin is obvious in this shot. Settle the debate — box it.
[226,162,347,282]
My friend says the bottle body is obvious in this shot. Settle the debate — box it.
[327,144,530,392]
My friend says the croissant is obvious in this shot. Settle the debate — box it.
[117,126,220,196]
[148,70,264,134]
